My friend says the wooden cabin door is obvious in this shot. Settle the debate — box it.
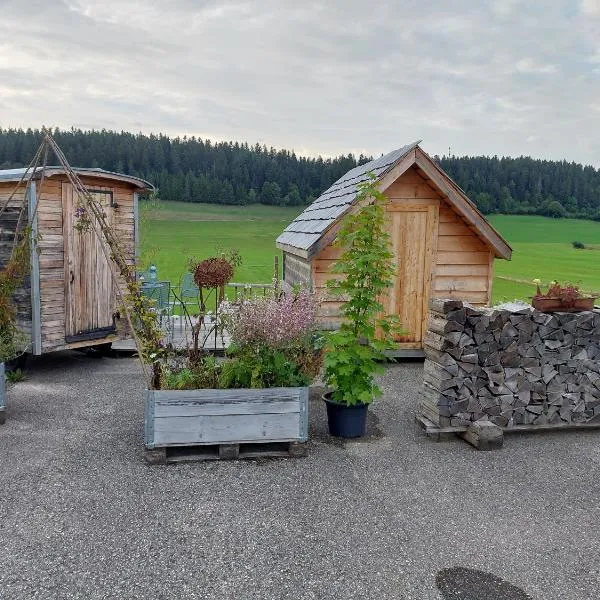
[63,185,116,341]
[386,206,437,345]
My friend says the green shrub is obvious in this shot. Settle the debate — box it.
[220,344,310,389]
[6,368,25,383]
[162,355,221,390]
[572,241,585,249]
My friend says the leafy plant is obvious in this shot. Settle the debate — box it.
[323,173,401,406]
[162,355,221,390]
[6,368,25,383]
[220,344,310,389]
[572,240,585,249]
[0,220,33,362]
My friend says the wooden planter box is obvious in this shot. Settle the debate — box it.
[144,386,309,463]
[0,362,5,425]
[532,297,596,313]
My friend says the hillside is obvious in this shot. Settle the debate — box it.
[1,128,599,220]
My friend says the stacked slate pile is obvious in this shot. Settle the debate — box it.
[420,298,600,429]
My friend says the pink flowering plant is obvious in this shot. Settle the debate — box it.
[163,287,321,390]
[218,289,322,389]
[222,289,317,347]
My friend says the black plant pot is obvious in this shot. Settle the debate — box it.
[323,392,368,438]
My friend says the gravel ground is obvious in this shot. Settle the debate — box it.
[1,351,599,599]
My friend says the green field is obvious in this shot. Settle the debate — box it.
[487,215,600,303]
[141,203,600,304]
[140,201,301,286]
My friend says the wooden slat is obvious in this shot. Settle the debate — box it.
[422,205,439,341]
[437,235,487,252]
[28,181,41,355]
[435,264,489,277]
[434,276,488,292]
[436,251,490,265]
[148,387,307,446]
[438,221,476,236]
[313,271,344,289]
[154,399,300,418]
[315,245,343,260]
[386,200,439,211]
[153,413,301,445]
[487,250,494,305]
[438,208,459,223]
[385,181,443,200]
[312,259,337,273]
[433,289,488,304]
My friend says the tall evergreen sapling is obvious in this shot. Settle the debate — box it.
[323,173,401,406]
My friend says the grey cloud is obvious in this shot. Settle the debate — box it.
[0,0,598,166]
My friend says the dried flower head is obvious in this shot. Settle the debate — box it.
[192,257,234,288]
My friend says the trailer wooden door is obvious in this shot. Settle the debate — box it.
[385,205,438,346]
[63,184,116,342]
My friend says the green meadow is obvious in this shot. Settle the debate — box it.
[140,202,600,304]
[488,215,600,303]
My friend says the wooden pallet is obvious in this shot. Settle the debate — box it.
[416,414,600,450]
[415,415,466,437]
[145,441,307,464]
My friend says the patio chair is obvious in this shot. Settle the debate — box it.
[178,272,200,314]
[137,270,152,283]
[141,280,172,327]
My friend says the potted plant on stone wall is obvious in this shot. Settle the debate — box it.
[322,174,401,438]
[532,279,597,313]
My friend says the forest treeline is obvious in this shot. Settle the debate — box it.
[1,128,599,219]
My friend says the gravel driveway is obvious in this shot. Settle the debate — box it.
[1,351,599,599]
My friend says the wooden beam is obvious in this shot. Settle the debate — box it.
[414,148,512,260]
[133,192,139,265]
[376,148,417,192]
[28,181,42,355]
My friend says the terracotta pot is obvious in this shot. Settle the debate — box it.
[532,297,596,313]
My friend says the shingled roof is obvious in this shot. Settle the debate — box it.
[276,141,420,253]
[276,142,512,261]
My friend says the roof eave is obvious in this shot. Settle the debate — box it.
[276,241,309,259]
[414,148,512,260]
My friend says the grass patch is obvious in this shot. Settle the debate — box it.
[140,202,302,286]
[488,215,600,303]
[140,204,600,305]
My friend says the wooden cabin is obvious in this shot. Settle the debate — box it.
[0,167,153,356]
[276,142,512,355]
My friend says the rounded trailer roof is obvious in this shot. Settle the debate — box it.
[0,167,154,191]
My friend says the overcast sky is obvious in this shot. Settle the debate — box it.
[1,0,599,165]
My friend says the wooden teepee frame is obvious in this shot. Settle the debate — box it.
[0,130,162,387]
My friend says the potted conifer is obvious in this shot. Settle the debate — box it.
[322,174,401,438]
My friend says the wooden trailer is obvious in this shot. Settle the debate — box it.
[0,167,153,355]
[276,142,512,355]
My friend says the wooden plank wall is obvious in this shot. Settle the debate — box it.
[309,166,494,334]
[283,252,312,291]
[311,244,344,330]
[0,183,32,340]
[434,206,492,305]
[38,176,135,352]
